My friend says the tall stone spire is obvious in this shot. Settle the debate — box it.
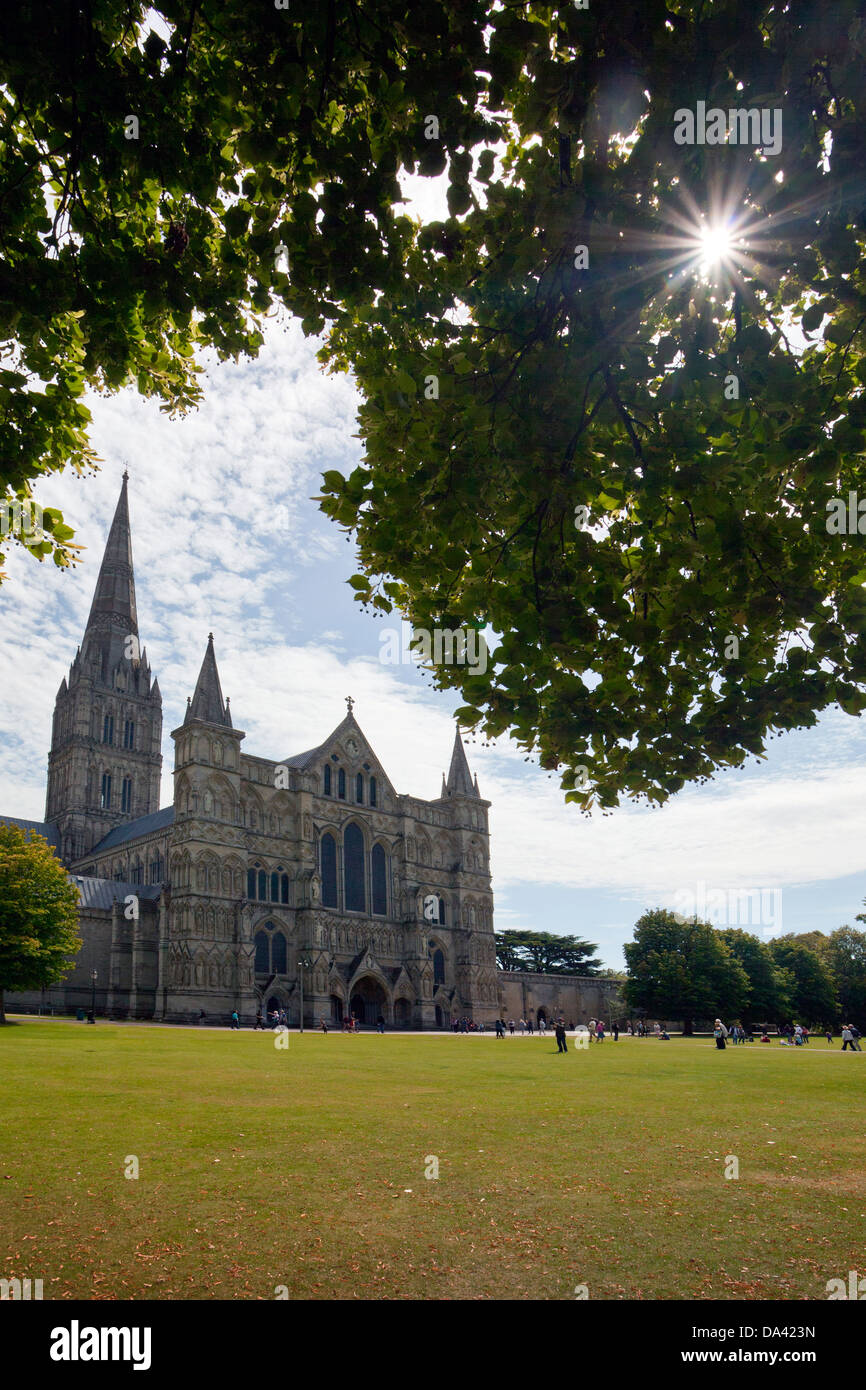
[185,634,232,727]
[445,725,479,798]
[81,471,138,676]
[45,470,163,863]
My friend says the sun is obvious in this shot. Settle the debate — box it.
[698,221,734,267]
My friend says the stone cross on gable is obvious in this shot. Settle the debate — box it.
[345,695,355,715]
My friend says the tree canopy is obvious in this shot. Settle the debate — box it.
[0,823,81,1023]
[4,2,866,805]
[623,908,749,1032]
[494,928,600,975]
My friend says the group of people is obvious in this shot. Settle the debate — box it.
[714,1019,864,1049]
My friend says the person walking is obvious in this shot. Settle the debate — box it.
[230,1009,240,1030]
[508,1018,515,1035]
[713,1018,729,1050]
[254,1010,264,1030]
[377,1014,385,1034]
[596,1020,605,1041]
[842,1023,856,1051]
[495,1017,505,1038]
[320,1017,329,1033]
[851,1024,863,1052]
[826,1027,833,1046]
[527,1018,534,1035]
[612,1022,619,1042]
[519,1018,526,1034]
[554,1018,568,1054]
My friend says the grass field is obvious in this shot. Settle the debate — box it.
[1,1018,863,1301]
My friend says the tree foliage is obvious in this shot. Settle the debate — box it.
[0,824,81,1023]
[718,926,791,1024]
[4,3,866,806]
[623,908,749,1031]
[322,1,866,806]
[768,934,838,1025]
[0,0,495,575]
[494,928,600,975]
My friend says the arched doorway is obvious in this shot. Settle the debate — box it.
[330,993,344,1024]
[394,997,411,1027]
[537,1007,547,1026]
[266,994,284,1019]
[349,975,388,1026]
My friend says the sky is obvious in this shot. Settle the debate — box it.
[2,163,866,970]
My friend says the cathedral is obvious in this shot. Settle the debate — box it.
[2,475,502,1027]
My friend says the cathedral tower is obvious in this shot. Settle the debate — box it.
[45,473,163,863]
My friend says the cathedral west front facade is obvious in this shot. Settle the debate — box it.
[2,475,501,1028]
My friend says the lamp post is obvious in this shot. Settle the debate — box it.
[89,969,97,1024]
[298,956,312,1033]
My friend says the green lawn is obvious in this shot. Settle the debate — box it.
[1,1019,863,1300]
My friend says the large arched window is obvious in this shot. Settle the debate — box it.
[272,931,287,974]
[257,869,267,901]
[433,948,446,985]
[344,823,365,912]
[321,834,338,908]
[254,931,269,973]
[121,776,133,813]
[270,871,280,903]
[254,924,288,974]
[338,768,346,800]
[369,776,377,807]
[247,867,256,899]
[438,896,446,925]
[324,765,331,796]
[372,843,387,916]
[355,773,364,803]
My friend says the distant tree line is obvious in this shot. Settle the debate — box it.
[622,908,866,1033]
[495,930,601,976]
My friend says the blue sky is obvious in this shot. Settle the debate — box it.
[2,240,866,971]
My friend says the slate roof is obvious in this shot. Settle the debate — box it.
[88,805,174,853]
[0,816,61,851]
[71,876,162,910]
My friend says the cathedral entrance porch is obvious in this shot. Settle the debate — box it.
[349,975,388,1026]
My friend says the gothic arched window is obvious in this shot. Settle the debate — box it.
[100,772,111,809]
[338,768,346,800]
[247,867,256,899]
[321,834,338,908]
[324,765,331,796]
[355,773,364,803]
[344,823,365,913]
[369,776,377,807]
[280,873,289,905]
[121,777,132,813]
[433,948,445,985]
[272,932,287,974]
[254,931,269,974]
[438,896,446,926]
[270,871,279,902]
[257,869,267,901]
[372,843,387,916]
